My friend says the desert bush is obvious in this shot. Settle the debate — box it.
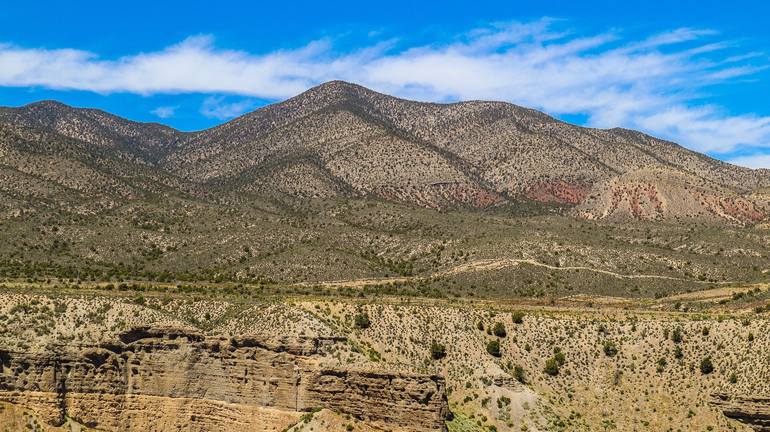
[671,327,683,343]
[354,312,370,329]
[543,358,560,376]
[700,357,714,375]
[430,342,446,360]
[553,347,566,366]
[512,365,526,384]
[486,339,501,357]
[603,340,619,357]
[492,322,507,338]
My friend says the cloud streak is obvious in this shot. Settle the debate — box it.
[200,96,255,120]
[1,20,769,157]
[151,105,177,119]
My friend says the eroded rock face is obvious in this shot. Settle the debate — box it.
[712,393,770,431]
[0,327,448,431]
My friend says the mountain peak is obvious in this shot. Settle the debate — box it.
[22,99,73,111]
[290,80,394,107]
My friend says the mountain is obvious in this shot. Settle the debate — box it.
[0,100,183,163]
[4,82,770,432]
[0,122,192,219]
[1,80,769,222]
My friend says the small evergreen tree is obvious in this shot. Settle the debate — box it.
[512,365,526,384]
[543,358,560,376]
[700,356,714,375]
[553,347,566,366]
[671,327,683,344]
[492,322,507,338]
[354,312,370,329]
[603,340,619,357]
[486,339,501,357]
[430,342,446,360]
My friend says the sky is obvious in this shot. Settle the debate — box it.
[1,0,769,168]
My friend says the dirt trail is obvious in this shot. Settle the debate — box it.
[664,284,769,302]
[292,258,735,288]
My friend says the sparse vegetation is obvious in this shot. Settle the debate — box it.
[486,340,501,357]
[430,342,446,360]
[700,357,714,375]
[354,313,370,330]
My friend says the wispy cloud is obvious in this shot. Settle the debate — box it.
[1,20,769,156]
[200,96,254,120]
[151,105,177,119]
[728,154,770,169]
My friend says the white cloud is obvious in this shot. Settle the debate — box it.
[635,106,770,153]
[728,154,770,169]
[200,96,254,120]
[1,20,769,155]
[151,105,177,119]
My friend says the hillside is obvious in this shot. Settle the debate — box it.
[2,81,770,432]
[1,81,770,289]
[2,81,769,218]
[576,167,767,226]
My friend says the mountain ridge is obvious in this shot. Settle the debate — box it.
[2,80,769,223]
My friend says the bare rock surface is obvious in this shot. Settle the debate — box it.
[0,326,448,431]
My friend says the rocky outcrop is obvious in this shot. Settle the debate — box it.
[576,167,767,225]
[712,393,770,431]
[0,326,448,431]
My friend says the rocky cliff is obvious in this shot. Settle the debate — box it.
[0,326,448,431]
[712,393,770,432]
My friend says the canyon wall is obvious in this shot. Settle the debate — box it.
[0,326,448,431]
[712,393,770,432]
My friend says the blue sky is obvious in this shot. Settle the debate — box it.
[1,0,769,167]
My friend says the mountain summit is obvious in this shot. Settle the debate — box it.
[2,81,769,223]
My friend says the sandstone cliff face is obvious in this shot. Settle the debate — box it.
[712,393,770,432]
[0,326,448,431]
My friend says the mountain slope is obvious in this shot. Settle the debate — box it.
[162,81,770,212]
[2,80,769,219]
[0,122,192,216]
[576,167,767,225]
[0,100,184,164]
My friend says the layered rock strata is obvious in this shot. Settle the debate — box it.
[712,393,770,431]
[0,327,448,431]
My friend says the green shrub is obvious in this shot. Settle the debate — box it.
[430,342,446,360]
[700,357,714,375]
[671,327,683,344]
[553,348,566,366]
[354,313,370,329]
[511,311,525,324]
[603,340,619,357]
[486,339,501,357]
[492,322,507,338]
[543,358,560,376]
[512,365,526,384]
